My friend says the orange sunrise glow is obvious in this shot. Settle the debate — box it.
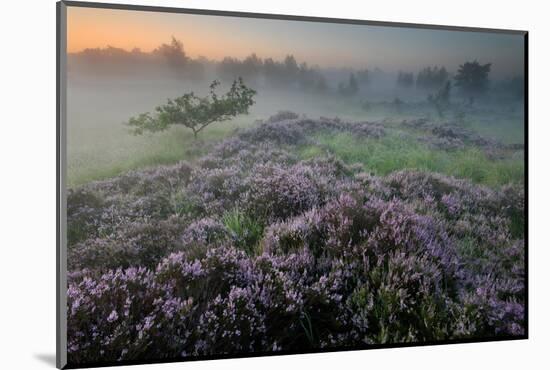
[66,5,524,76]
[67,7,282,61]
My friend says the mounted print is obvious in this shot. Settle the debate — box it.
[56,1,528,368]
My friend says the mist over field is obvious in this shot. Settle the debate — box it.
[67,38,524,186]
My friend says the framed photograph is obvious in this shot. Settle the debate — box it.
[57,1,528,368]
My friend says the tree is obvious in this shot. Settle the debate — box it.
[454,61,492,100]
[127,78,256,139]
[284,55,299,82]
[242,53,263,81]
[153,36,188,68]
[416,66,449,90]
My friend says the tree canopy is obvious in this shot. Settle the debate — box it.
[127,78,256,139]
[416,66,449,90]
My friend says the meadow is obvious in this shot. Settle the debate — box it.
[67,77,524,188]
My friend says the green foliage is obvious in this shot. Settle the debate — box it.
[127,78,256,139]
[222,208,264,255]
[416,66,449,90]
[300,132,523,187]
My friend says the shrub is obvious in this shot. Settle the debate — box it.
[67,189,104,246]
[180,218,230,247]
[68,216,186,270]
[243,162,323,222]
[264,110,299,123]
[66,111,525,364]
[186,166,247,215]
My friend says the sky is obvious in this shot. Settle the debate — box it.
[67,6,525,78]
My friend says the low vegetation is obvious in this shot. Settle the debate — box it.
[66,112,525,364]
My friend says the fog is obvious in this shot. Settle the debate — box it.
[66,41,525,186]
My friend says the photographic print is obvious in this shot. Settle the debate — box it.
[57,1,527,368]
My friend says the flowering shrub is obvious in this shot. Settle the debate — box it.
[68,216,186,270]
[186,166,246,215]
[180,218,230,246]
[237,114,386,147]
[242,162,324,222]
[264,110,300,123]
[66,114,525,366]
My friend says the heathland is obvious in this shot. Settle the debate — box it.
[65,44,525,365]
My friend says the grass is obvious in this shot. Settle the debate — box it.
[67,79,525,188]
[222,208,264,255]
[298,131,524,187]
[67,116,258,187]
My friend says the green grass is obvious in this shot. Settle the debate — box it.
[221,208,264,255]
[67,116,257,187]
[67,80,524,188]
[298,132,524,187]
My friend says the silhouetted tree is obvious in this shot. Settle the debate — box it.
[454,61,492,100]
[127,78,256,140]
[242,53,263,82]
[283,55,299,84]
[153,36,188,68]
[416,66,449,89]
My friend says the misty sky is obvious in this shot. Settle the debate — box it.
[68,6,525,78]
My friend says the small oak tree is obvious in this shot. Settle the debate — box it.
[127,78,256,139]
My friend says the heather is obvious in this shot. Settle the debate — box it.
[67,113,525,365]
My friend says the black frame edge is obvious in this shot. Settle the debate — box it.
[523,32,529,339]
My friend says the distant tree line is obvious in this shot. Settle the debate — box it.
[394,66,449,90]
[70,38,521,102]
[218,54,328,93]
[70,37,205,79]
[416,66,449,89]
